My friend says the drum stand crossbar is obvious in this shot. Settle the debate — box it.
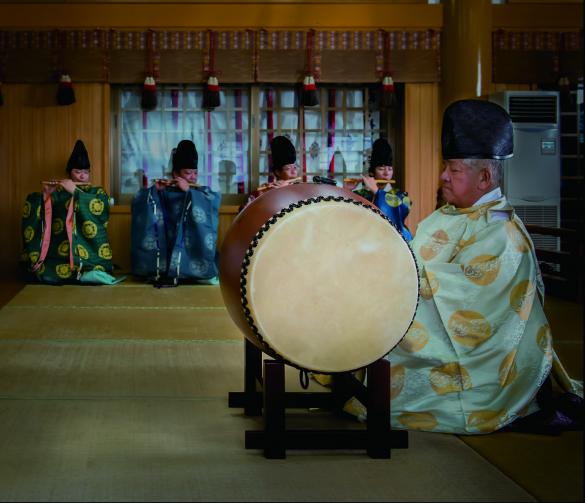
[228,339,408,459]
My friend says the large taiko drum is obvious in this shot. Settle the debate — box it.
[219,183,419,373]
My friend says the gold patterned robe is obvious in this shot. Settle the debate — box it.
[387,196,553,434]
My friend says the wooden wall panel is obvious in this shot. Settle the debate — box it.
[0,4,443,30]
[0,83,108,277]
[404,83,441,236]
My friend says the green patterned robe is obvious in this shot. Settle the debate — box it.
[387,196,552,434]
[21,186,113,284]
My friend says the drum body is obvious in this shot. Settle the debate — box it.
[219,183,419,373]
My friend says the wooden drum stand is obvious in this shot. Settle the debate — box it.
[228,339,408,459]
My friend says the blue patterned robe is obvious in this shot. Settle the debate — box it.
[131,186,221,283]
[354,186,412,241]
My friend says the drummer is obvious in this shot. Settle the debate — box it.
[242,135,300,209]
[394,100,582,434]
[345,138,413,242]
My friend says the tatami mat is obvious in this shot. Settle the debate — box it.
[0,284,538,502]
[0,307,241,341]
[6,282,226,308]
[0,340,326,399]
[0,400,534,502]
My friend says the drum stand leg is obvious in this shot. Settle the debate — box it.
[263,360,286,459]
[236,357,408,459]
[228,338,263,416]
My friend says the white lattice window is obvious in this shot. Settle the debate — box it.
[258,86,384,185]
[111,84,386,204]
[112,85,250,204]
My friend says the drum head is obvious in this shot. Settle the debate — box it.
[241,197,419,373]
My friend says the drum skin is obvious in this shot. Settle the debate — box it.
[219,183,419,373]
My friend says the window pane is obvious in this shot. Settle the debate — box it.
[259,88,277,108]
[211,112,230,131]
[346,90,364,108]
[185,112,205,133]
[346,111,364,130]
[122,111,143,130]
[280,110,298,130]
[332,111,344,130]
[160,89,183,108]
[142,112,162,131]
[280,89,297,108]
[304,110,321,130]
[260,112,269,129]
[186,90,204,109]
[367,110,381,130]
[121,90,141,109]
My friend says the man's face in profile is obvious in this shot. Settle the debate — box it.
[440,160,484,209]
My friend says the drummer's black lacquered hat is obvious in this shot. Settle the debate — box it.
[442,99,513,160]
[270,136,296,172]
[66,140,90,172]
[173,139,198,172]
[369,138,393,171]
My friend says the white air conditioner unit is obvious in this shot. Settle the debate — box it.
[489,91,560,252]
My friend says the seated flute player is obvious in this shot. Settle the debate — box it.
[344,138,413,242]
[21,140,122,285]
[131,139,221,286]
[387,99,582,434]
[240,135,302,211]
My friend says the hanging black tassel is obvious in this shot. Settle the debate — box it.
[381,31,396,109]
[302,75,319,107]
[141,76,157,111]
[202,75,220,110]
[382,75,395,108]
[56,74,76,106]
[301,30,319,108]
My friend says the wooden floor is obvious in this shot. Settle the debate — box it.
[0,275,582,502]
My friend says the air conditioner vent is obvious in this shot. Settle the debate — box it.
[508,96,557,124]
[514,205,560,251]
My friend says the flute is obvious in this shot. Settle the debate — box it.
[153,178,200,188]
[256,177,303,192]
[343,178,395,184]
[41,180,90,186]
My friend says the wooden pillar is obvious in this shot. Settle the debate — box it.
[441,0,493,111]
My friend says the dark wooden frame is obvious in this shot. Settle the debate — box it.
[229,338,408,459]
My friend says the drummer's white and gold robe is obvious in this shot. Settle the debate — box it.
[387,193,553,434]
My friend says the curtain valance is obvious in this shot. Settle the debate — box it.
[0,29,440,84]
[493,30,583,84]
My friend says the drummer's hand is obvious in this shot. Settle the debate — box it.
[362,175,379,193]
[59,179,77,194]
[174,176,190,192]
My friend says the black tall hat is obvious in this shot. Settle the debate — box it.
[66,140,90,172]
[270,136,296,172]
[442,99,514,160]
[172,140,198,172]
[369,138,393,171]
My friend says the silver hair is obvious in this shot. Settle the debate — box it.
[462,159,503,188]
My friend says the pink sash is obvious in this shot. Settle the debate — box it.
[32,193,76,271]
